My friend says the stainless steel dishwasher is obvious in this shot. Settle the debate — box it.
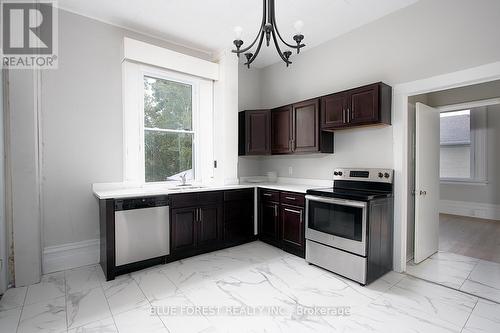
[114,196,170,266]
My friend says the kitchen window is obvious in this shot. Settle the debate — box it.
[143,75,194,182]
[123,61,214,184]
[440,108,487,183]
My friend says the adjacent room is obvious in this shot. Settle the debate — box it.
[407,80,500,302]
[1,0,500,332]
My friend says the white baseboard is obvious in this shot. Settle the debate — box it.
[43,239,100,274]
[440,200,500,220]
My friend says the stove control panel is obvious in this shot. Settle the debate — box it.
[333,168,393,183]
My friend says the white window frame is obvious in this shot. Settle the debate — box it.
[439,106,487,185]
[123,60,214,185]
[139,65,201,184]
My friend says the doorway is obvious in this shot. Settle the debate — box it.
[406,80,500,303]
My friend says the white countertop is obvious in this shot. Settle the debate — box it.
[92,177,331,200]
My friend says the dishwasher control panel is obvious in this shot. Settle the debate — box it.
[114,196,169,211]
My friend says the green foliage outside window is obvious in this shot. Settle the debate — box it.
[144,76,193,182]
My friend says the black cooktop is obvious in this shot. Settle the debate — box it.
[306,187,392,201]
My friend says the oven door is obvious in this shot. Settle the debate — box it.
[305,195,367,256]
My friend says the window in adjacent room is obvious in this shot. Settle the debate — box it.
[143,76,194,182]
[440,108,487,183]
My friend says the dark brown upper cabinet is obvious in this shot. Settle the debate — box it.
[270,99,333,155]
[321,82,391,130]
[238,110,271,156]
[292,99,320,153]
[321,92,346,128]
[239,82,391,156]
[271,105,293,154]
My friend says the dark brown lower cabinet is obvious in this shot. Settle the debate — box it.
[170,204,223,255]
[170,207,197,254]
[170,192,223,258]
[100,190,256,281]
[281,205,305,257]
[197,205,223,248]
[170,190,255,260]
[259,189,305,258]
[223,189,255,245]
[259,201,280,247]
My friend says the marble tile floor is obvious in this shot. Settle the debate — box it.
[407,251,500,304]
[0,241,499,333]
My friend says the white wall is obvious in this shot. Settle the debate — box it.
[259,127,393,179]
[238,67,262,111]
[15,9,224,266]
[238,67,264,178]
[41,11,123,247]
[237,0,500,180]
[213,51,239,185]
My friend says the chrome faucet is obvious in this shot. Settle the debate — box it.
[180,173,187,186]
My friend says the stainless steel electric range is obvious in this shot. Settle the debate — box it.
[305,168,394,285]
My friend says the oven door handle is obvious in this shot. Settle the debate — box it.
[305,195,367,209]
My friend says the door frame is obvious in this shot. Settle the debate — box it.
[0,69,6,293]
[392,61,500,273]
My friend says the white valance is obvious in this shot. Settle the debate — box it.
[123,38,219,81]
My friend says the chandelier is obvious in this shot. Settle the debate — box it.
[232,0,305,68]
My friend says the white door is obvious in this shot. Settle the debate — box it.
[414,102,440,263]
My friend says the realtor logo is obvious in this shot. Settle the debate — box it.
[1,0,58,68]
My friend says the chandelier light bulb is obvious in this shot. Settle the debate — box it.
[234,26,243,40]
[293,20,304,34]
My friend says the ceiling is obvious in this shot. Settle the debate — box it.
[58,0,419,68]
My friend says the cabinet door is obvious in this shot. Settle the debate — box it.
[170,207,197,254]
[260,202,279,243]
[293,99,320,152]
[224,194,254,244]
[246,110,270,155]
[347,84,380,125]
[271,106,292,154]
[281,205,304,256]
[197,205,223,248]
[321,93,346,129]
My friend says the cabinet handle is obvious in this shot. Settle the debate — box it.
[263,193,272,197]
[285,196,296,200]
[284,208,301,215]
[347,107,351,123]
[274,205,278,217]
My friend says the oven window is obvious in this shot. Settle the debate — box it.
[308,200,363,241]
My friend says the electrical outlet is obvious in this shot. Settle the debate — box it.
[288,166,293,176]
